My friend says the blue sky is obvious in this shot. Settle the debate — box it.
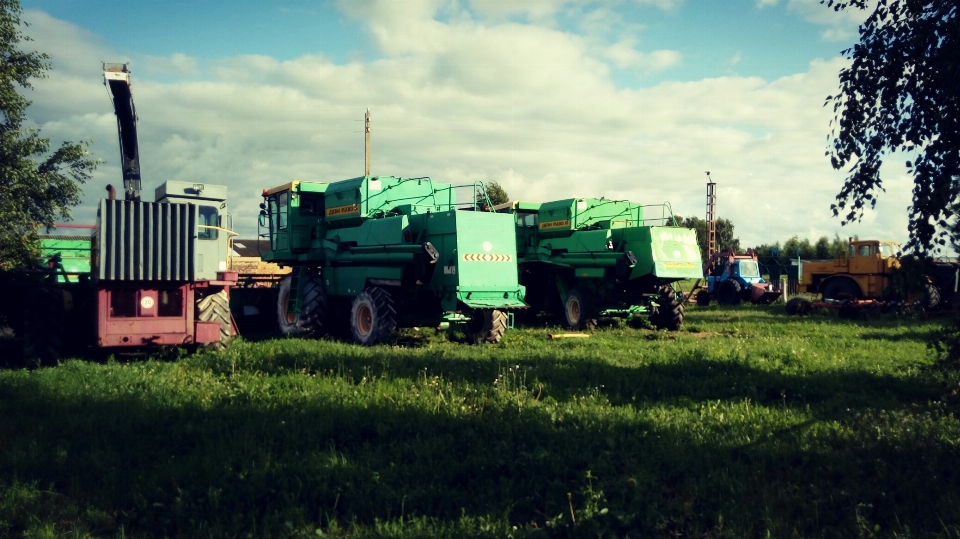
[18,0,911,246]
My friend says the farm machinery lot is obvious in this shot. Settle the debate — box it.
[1,305,959,538]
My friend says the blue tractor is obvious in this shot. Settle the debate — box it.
[696,249,781,306]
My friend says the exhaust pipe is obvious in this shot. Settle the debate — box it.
[106,184,117,200]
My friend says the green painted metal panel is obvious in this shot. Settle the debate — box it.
[626,226,702,280]
[537,198,641,237]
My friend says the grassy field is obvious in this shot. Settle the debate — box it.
[1,304,959,538]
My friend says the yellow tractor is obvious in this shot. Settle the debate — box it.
[798,239,901,301]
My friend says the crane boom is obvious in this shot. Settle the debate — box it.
[103,62,141,201]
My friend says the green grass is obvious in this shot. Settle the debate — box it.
[1,305,959,538]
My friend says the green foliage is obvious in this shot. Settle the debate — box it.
[674,215,740,256]
[0,0,96,269]
[2,309,958,537]
[753,234,850,266]
[484,181,508,206]
[824,0,959,254]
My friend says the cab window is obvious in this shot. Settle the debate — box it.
[878,243,895,257]
[858,245,873,257]
[277,192,288,230]
[198,206,219,240]
[516,211,538,228]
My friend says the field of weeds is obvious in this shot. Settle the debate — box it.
[1,304,958,538]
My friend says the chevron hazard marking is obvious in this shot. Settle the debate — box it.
[462,253,512,262]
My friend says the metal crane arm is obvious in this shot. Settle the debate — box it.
[103,63,141,201]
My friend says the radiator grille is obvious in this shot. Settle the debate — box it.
[97,200,197,281]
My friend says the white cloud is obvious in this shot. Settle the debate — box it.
[756,0,778,8]
[784,0,871,42]
[21,7,911,248]
[604,39,681,70]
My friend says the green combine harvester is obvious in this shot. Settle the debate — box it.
[258,176,527,345]
[498,198,702,330]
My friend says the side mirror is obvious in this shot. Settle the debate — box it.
[259,202,266,210]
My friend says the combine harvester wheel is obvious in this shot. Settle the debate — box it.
[277,274,328,337]
[564,287,598,330]
[350,287,397,346]
[468,309,507,344]
[197,289,233,351]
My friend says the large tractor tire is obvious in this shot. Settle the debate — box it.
[197,289,232,351]
[695,290,711,307]
[651,292,684,331]
[821,278,861,302]
[350,287,397,346]
[564,287,598,330]
[23,287,65,368]
[277,273,328,337]
[921,282,941,311]
[468,309,508,344]
[716,280,742,306]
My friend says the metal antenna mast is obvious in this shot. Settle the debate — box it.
[705,171,716,258]
[364,108,371,177]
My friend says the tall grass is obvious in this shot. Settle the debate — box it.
[1,305,958,538]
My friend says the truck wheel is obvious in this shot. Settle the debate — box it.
[350,287,397,346]
[564,287,598,330]
[921,282,941,311]
[821,278,861,301]
[651,294,684,331]
[717,280,742,306]
[23,288,65,368]
[277,273,328,337]
[468,309,508,344]
[197,289,232,351]
[696,290,711,307]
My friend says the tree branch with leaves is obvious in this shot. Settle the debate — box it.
[824,0,959,254]
[0,0,97,269]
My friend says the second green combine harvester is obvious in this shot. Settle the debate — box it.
[498,198,702,330]
[258,176,527,345]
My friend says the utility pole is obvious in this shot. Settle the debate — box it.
[364,108,371,177]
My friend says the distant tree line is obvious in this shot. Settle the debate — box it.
[752,235,852,268]
[671,213,853,272]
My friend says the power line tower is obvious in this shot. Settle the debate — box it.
[705,171,717,258]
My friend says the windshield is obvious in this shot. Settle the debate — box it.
[878,243,899,257]
[737,260,760,278]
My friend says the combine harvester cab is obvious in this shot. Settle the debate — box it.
[499,198,702,331]
[259,176,526,345]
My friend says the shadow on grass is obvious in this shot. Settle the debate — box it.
[3,364,960,539]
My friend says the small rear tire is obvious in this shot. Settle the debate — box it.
[350,287,397,346]
[695,290,711,307]
[785,297,803,315]
[564,287,598,330]
[468,309,507,344]
[651,293,684,331]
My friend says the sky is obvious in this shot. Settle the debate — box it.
[18,0,913,247]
